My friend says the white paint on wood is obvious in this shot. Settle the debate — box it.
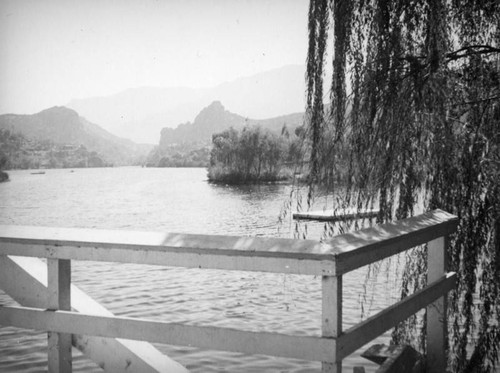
[48,331,72,373]
[0,255,189,373]
[0,305,337,363]
[0,242,335,276]
[327,210,458,274]
[47,259,71,310]
[0,225,334,275]
[47,258,72,373]
[426,236,448,373]
[322,275,343,373]
[293,209,379,222]
[0,224,328,260]
[338,272,456,360]
[0,210,458,277]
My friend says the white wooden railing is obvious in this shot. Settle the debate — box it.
[0,209,458,373]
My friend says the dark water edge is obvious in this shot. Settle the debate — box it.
[0,170,9,182]
[207,172,293,185]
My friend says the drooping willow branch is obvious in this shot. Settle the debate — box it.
[305,1,500,372]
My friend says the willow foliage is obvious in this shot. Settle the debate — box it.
[305,0,499,371]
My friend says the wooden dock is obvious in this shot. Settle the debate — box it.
[293,208,379,221]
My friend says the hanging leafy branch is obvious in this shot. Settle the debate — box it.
[305,0,499,371]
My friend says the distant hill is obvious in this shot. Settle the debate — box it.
[146,101,304,168]
[0,129,110,170]
[159,101,304,146]
[0,107,152,166]
[67,65,306,143]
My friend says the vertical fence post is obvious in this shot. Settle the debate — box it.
[47,258,72,373]
[322,275,342,373]
[427,236,448,373]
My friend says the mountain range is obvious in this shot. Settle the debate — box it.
[0,107,152,166]
[0,100,305,169]
[159,101,303,147]
[67,64,306,143]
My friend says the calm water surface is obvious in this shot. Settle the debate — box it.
[0,167,400,372]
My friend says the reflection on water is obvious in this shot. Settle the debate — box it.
[0,167,398,372]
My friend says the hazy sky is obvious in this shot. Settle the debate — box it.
[0,0,309,114]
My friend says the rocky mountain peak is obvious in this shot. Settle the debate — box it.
[158,101,303,147]
[194,101,227,124]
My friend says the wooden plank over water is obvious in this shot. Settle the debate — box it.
[0,305,337,363]
[293,209,379,222]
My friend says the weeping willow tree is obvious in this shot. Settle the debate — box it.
[305,0,499,371]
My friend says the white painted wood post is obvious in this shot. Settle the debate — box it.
[322,275,342,373]
[427,236,448,373]
[47,259,72,373]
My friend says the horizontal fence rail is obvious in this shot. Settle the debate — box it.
[0,209,458,373]
[338,272,457,360]
[0,305,337,363]
[0,255,188,372]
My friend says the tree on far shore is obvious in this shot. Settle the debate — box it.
[208,125,302,183]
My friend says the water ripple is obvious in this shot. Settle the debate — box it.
[0,168,394,372]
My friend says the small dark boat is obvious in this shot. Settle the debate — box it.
[30,171,46,175]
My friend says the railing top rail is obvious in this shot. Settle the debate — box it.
[0,209,457,275]
[328,209,458,274]
[0,224,325,259]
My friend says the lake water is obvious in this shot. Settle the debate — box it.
[0,167,401,372]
